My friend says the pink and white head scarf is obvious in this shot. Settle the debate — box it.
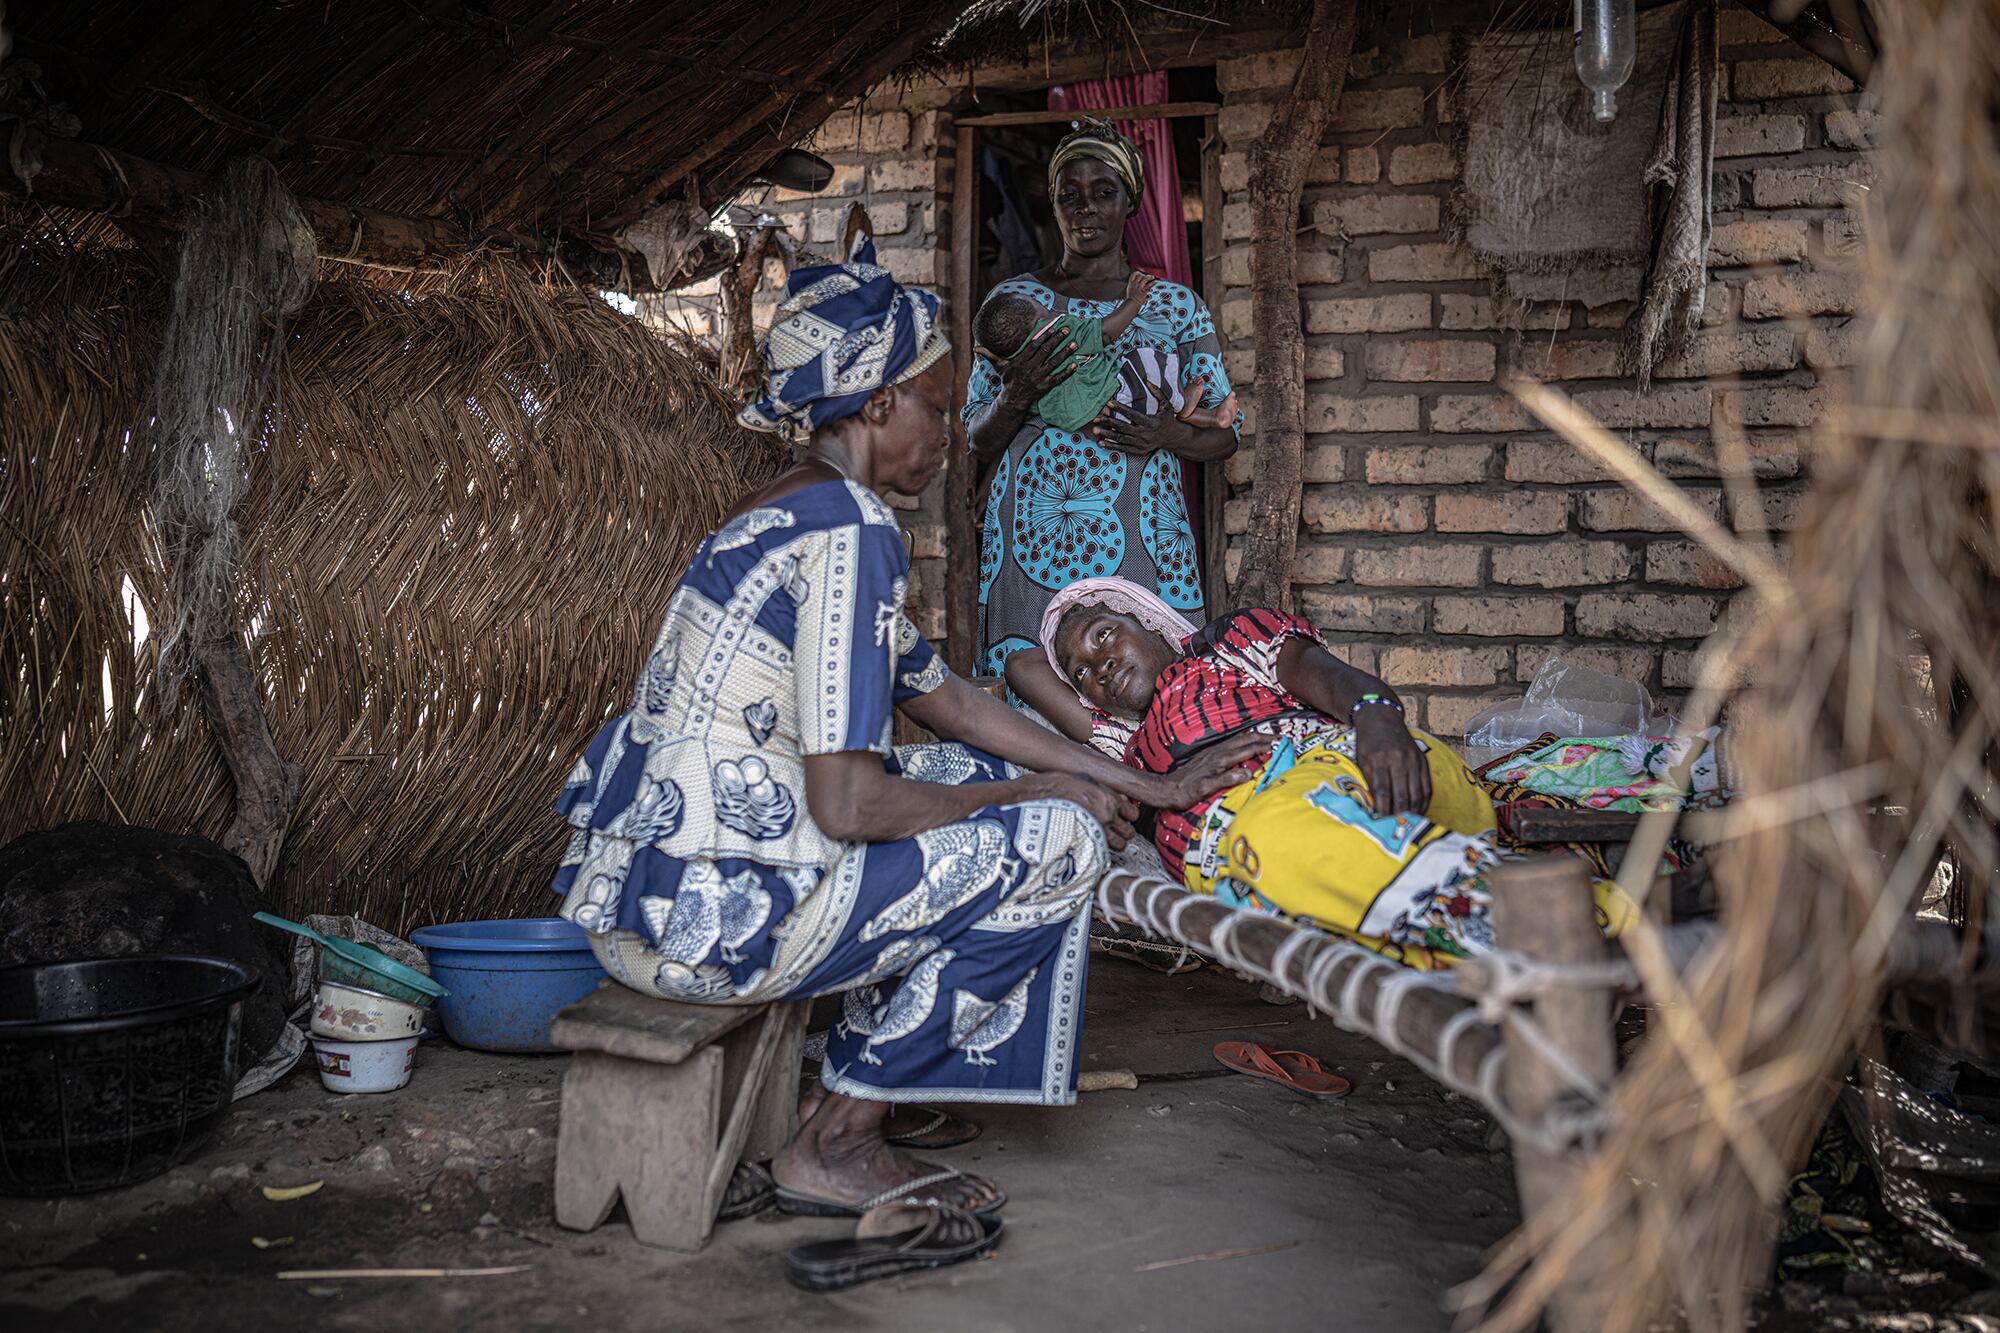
[1038,577,1200,705]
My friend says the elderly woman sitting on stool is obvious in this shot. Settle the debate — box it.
[547,238,1258,1286]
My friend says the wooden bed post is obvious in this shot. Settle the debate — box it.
[1229,0,1358,613]
[1492,855,1616,1333]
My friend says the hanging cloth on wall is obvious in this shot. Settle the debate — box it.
[1046,73,1194,288]
[1452,3,1684,308]
[1624,0,1720,388]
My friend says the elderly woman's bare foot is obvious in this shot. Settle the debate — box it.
[797,1083,980,1148]
[773,1090,1002,1229]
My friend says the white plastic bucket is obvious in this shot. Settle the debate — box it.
[311,1034,418,1093]
[311,980,425,1041]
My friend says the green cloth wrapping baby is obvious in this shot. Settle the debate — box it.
[974,271,1230,432]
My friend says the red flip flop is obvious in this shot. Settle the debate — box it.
[1212,1041,1352,1098]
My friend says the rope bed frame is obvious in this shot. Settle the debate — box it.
[1093,860,1996,1158]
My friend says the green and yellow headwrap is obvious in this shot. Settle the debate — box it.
[1047,116,1145,205]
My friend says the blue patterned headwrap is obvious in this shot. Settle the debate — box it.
[737,235,950,436]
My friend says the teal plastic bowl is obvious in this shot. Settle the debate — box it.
[252,912,445,1006]
[408,919,605,1054]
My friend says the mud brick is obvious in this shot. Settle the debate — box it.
[1380,646,1513,687]
[1307,294,1432,333]
[1491,542,1634,588]
[1302,491,1430,533]
[1435,492,1568,534]
[1575,593,1719,640]
[1352,545,1483,588]
[1365,340,1496,382]
[1433,596,1565,637]
[1365,444,1492,485]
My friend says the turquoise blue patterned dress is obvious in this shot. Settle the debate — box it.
[966,275,1237,676]
[551,479,1108,1105]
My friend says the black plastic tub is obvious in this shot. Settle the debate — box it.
[0,954,260,1196]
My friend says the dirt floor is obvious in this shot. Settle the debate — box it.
[0,957,1521,1333]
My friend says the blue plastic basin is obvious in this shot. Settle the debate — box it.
[407,918,605,1054]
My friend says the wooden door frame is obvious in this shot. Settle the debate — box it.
[944,99,1225,678]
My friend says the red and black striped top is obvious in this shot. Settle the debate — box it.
[1115,607,1329,868]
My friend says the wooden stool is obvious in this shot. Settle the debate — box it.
[550,981,808,1252]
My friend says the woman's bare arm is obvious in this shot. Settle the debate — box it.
[803,750,1129,847]
[1001,649,1096,742]
[1098,271,1156,343]
[1272,638,1400,722]
[900,672,1263,810]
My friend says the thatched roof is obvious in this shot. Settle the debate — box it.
[2,0,961,276]
[914,0,1308,74]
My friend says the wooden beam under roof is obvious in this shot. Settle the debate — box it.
[0,134,718,290]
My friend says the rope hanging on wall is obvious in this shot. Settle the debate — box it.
[149,156,317,696]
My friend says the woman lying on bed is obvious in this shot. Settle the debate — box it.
[1004,578,1632,968]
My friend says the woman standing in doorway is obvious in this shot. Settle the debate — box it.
[965,117,1241,678]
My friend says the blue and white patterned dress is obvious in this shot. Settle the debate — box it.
[551,479,1107,1105]
[967,275,1239,676]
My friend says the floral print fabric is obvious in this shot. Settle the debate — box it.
[967,275,1237,675]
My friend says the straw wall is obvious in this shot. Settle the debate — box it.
[0,227,785,932]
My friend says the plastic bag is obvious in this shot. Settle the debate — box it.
[1460,654,1666,766]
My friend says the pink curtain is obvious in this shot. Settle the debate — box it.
[1047,73,1192,287]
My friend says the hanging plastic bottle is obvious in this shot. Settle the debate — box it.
[1573,0,1636,122]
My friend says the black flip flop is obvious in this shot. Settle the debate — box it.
[718,1160,776,1222]
[775,1165,1007,1219]
[786,1203,1003,1292]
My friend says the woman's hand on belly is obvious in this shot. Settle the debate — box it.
[1148,732,1270,813]
[1353,708,1431,817]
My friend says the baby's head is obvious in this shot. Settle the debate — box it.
[974,293,1046,361]
[1052,602,1180,720]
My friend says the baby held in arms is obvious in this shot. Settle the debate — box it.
[974,270,1239,432]
[1005,580,1633,969]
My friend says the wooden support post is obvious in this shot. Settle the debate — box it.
[944,122,981,675]
[1199,114,1228,622]
[1492,855,1616,1333]
[1230,0,1359,613]
[197,636,302,889]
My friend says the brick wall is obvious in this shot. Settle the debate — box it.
[644,9,1868,731]
[1210,9,1866,733]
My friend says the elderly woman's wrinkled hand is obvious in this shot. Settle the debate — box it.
[1090,398,1205,458]
[1151,733,1269,810]
[979,322,1083,408]
[1019,772,1137,850]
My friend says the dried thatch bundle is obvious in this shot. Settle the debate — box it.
[1457,1,2000,1328]
[0,227,784,931]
